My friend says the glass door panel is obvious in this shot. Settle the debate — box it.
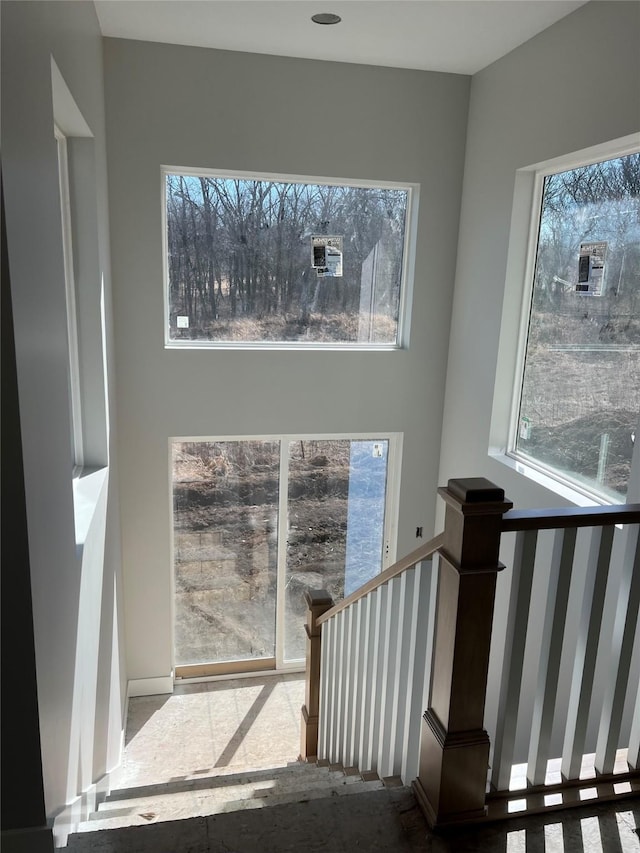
[284,439,389,661]
[172,440,279,671]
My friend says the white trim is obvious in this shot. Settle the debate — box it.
[170,433,402,672]
[165,341,403,352]
[127,675,174,697]
[55,126,84,471]
[49,771,112,848]
[518,133,640,179]
[398,185,419,350]
[493,134,640,505]
[490,451,604,508]
[383,432,402,568]
[276,439,288,668]
[161,165,418,351]
[163,163,417,193]
[171,431,401,444]
[161,168,170,350]
[505,169,546,461]
[168,444,178,678]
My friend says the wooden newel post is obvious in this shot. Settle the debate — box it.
[300,588,334,761]
[413,478,512,827]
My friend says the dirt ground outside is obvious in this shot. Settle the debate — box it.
[172,440,387,667]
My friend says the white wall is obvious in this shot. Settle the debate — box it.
[1,0,126,841]
[103,38,470,682]
[440,0,640,759]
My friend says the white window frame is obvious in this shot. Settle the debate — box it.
[55,124,83,472]
[169,431,402,678]
[161,166,419,352]
[492,135,640,505]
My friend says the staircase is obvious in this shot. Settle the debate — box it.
[302,479,640,828]
[63,760,429,852]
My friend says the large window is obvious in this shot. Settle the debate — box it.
[513,151,640,501]
[163,168,416,348]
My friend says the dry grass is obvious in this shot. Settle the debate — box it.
[171,311,398,344]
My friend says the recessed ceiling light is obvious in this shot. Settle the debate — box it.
[311,12,342,25]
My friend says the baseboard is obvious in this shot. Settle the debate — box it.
[1,825,54,853]
[50,772,114,847]
[50,791,85,848]
[46,677,172,846]
[127,674,174,697]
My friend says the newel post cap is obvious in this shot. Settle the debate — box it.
[304,589,334,608]
[439,478,513,514]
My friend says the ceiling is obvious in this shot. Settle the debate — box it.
[94,0,589,76]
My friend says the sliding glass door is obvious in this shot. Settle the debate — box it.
[283,439,390,661]
[172,435,398,677]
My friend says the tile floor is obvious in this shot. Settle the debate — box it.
[105,673,640,853]
[111,672,306,790]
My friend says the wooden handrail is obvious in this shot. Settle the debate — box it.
[316,531,444,626]
[501,503,640,532]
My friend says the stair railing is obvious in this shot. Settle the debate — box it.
[300,533,443,777]
[484,498,640,820]
[302,477,640,827]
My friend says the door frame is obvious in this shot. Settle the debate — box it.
[170,432,402,680]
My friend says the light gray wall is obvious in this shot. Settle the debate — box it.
[439,0,640,507]
[439,0,640,758]
[103,38,470,680]
[1,0,126,837]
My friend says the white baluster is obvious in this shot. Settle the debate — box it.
[327,615,340,763]
[379,575,403,777]
[561,525,614,780]
[368,584,388,773]
[341,604,357,767]
[595,524,640,773]
[403,562,433,783]
[331,610,346,764]
[318,616,333,761]
[626,671,640,770]
[528,527,577,785]
[358,591,376,771]
[391,568,414,777]
[492,529,538,791]
[344,599,362,768]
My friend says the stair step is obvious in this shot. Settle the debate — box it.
[77,765,384,833]
[96,769,368,816]
[104,760,351,804]
[109,756,299,791]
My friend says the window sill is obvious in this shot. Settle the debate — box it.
[72,466,109,546]
[488,450,611,508]
[165,341,403,352]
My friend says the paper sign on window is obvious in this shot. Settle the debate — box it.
[576,242,607,295]
[311,236,343,277]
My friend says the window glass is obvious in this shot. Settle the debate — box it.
[515,152,640,500]
[165,171,411,346]
[172,440,279,668]
[171,436,393,674]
